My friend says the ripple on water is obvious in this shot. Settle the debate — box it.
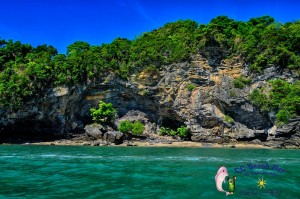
[0,146,298,199]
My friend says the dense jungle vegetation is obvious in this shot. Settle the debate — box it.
[0,16,299,123]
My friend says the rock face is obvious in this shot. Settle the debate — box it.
[103,131,124,145]
[0,86,87,141]
[0,48,299,148]
[84,124,124,144]
[84,124,106,140]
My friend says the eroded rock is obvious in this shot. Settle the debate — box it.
[103,131,124,145]
[0,51,298,148]
[84,124,106,140]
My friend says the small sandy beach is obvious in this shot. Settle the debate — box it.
[23,139,272,149]
[120,141,271,148]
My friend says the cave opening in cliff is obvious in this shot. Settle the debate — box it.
[0,121,66,144]
[160,117,183,129]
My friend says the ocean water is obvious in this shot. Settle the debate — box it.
[0,146,298,199]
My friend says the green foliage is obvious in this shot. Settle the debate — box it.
[118,120,145,135]
[233,75,251,89]
[144,65,159,76]
[249,89,269,111]
[239,75,252,85]
[276,109,291,124]
[187,83,196,91]
[129,19,197,69]
[269,79,291,108]
[90,101,116,123]
[118,120,132,133]
[139,89,149,96]
[159,126,189,137]
[159,127,176,136]
[169,129,177,136]
[229,90,236,97]
[177,126,188,137]
[66,41,90,55]
[0,40,57,108]
[233,80,245,89]
[131,121,145,135]
[159,127,169,136]
[224,115,234,124]
[250,79,300,123]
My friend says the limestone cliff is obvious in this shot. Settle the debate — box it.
[0,47,299,148]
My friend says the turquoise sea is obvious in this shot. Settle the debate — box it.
[0,145,298,199]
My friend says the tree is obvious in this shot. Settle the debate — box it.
[66,41,90,55]
[90,101,116,123]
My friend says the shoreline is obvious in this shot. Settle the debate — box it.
[10,140,277,149]
[1,134,298,149]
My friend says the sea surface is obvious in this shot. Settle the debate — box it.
[0,145,298,199]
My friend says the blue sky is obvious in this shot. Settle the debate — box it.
[0,0,299,53]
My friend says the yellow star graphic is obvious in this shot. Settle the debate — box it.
[257,177,267,189]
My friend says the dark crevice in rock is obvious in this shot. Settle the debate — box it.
[236,135,267,142]
[200,46,229,71]
[161,117,184,129]
[0,128,70,144]
[276,118,300,138]
[223,101,273,130]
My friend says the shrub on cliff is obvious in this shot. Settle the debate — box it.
[249,79,300,124]
[233,75,251,89]
[177,126,188,137]
[90,101,116,123]
[159,126,189,137]
[159,127,169,136]
[159,127,176,136]
[233,80,245,89]
[131,121,145,135]
[224,115,234,124]
[118,120,145,135]
[187,84,196,91]
[118,120,132,133]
